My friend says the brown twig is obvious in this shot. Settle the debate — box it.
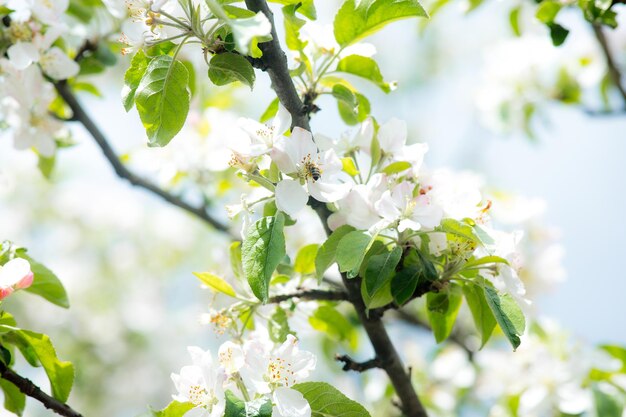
[243,2,429,415]
[0,361,83,417]
[335,354,383,372]
[592,23,626,108]
[268,289,348,303]
[54,81,235,237]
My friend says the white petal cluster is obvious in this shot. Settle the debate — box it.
[171,335,316,417]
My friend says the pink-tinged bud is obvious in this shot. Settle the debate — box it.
[0,287,14,301]
[15,271,34,290]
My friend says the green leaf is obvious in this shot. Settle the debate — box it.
[37,153,56,180]
[484,286,525,350]
[151,400,195,417]
[438,219,480,243]
[509,6,522,36]
[269,0,317,19]
[242,214,286,303]
[308,306,357,348]
[7,330,74,402]
[208,52,255,88]
[334,0,428,46]
[230,241,244,280]
[294,244,319,275]
[535,1,561,24]
[283,4,307,51]
[462,283,496,348]
[426,288,462,343]
[391,265,422,306]
[548,22,569,46]
[593,386,623,417]
[336,231,372,278]
[268,306,293,343]
[16,251,69,308]
[224,390,273,417]
[336,55,392,92]
[122,50,150,112]
[192,272,237,297]
[381,161,411,175]
[293,382,372,417]
[315,225,355,280]
[260,98,279,122]
[0,379,25,416]
[135,55,190,147]
[462,255,509,269]
[364,247,402,298]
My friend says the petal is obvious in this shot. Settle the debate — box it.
[272,387,311,417]
[271,103,292,136]
[271,137,298,174]
[275,179,308,217]
[290,128,318,165]
[15,272,34,290]
[230,13,272,55]
[7,42,40,70]
[307,180,350,203]
[354,117,374,149]
[374,190,400,221]
[40,47,80,80]
[398,219,421,233]
[378,118,406,154]
[0,258,31,287]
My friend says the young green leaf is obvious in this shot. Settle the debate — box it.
[6,330,75,402]
[315,225,355,279]
[364,247,402,298]
[0,379,25,417]
[293,382,372,417]
[484,286,526,350]
[208,52,256,88]
[151,400,194,417]
[122,50,150,112]
[242,214,286,303]
[333,0,428,47]
[224,390,272,417]
[381,161,411,175]
[16,251,69,308]
[391,265,422,306]
[426,288,462,343]
[309,305,357,348]
[294,244,319,275]
[336,55,393,92]
[336,230,372,278]
[593,385,623,417]
[283,4,307,51]
[462,283,496,348]
[135,55,190,147]
[192,272,237,297]
[268,306,293,343]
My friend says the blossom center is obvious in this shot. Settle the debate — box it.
[187,385,218,410]
[267,357,296,387]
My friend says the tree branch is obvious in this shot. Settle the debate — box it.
[243,2,429,415]
[268,289,348,303]
[0,362,83,417]
[53,81,235,238]
[592,23,626,108]
[335,354,383,372]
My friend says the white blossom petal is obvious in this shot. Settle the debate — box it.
[275,179,308,217]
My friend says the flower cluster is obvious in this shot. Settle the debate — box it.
[0,257,33,301]
[171,334,316,417]
[0,1,77,156]
[231,113,530,307]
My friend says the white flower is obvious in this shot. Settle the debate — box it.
[316,117,374,155]
[217,341,245,375]
[0,258,34,301]
[271,128,351,217]
[299,23,376,60]
[421,169,483,220]
[0,62,65,156]
[7,28,79,80]
[240,335,315,417]
[171,347,226,417]
[328,173,386,232]
[5,0,69,25]
[236,103,292,157]
[374,181,443,232]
